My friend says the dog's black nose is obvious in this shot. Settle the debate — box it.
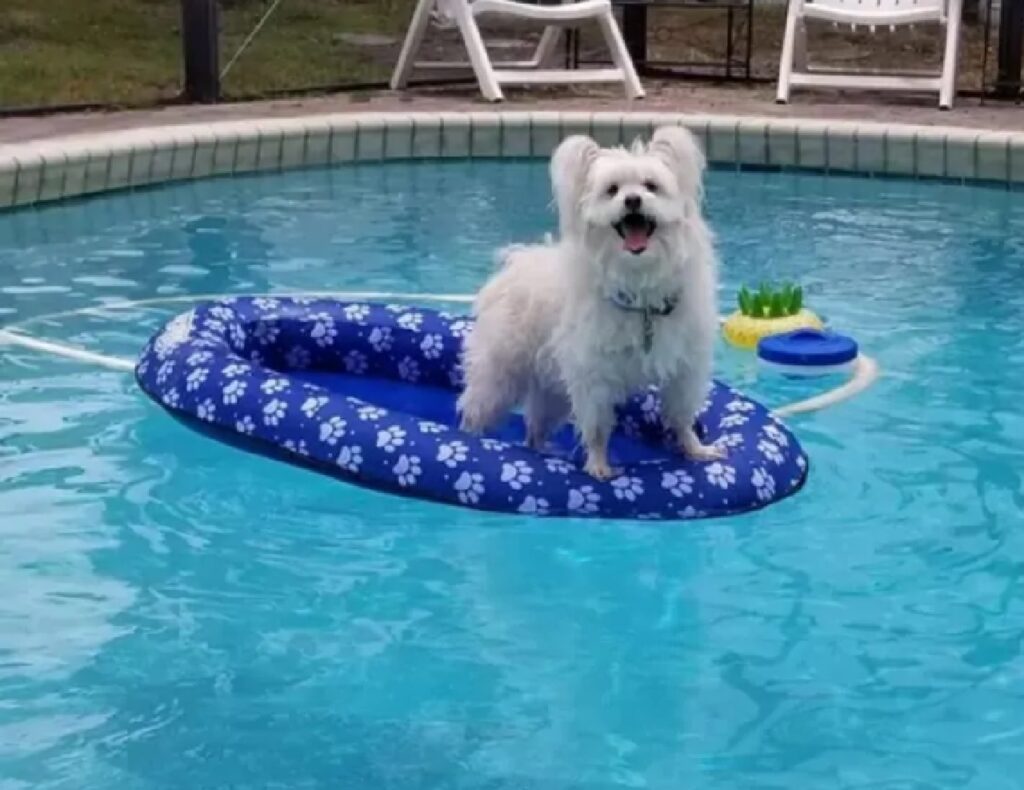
[624,194,642,212]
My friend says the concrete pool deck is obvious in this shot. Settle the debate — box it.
[1,81,1023,144]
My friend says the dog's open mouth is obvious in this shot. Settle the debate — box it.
[613,213,657,255]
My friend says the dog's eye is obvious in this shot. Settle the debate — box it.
[644,181,659,193]
[606,184,619,197]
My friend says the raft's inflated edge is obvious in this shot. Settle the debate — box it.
[135,297,810,520]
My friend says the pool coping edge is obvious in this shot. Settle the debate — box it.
[1,111,1023,209]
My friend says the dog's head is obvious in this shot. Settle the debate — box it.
[550,126,706,260]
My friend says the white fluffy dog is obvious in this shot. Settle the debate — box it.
[457,126,723,480]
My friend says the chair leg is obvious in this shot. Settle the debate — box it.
[391,0,438,90]
[451,1,504,101]
[528,25,563,69]
[776,0,802,104]
[938,0,963,109]
[597,8,645,99]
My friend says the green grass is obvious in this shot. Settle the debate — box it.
[0,0,416,108]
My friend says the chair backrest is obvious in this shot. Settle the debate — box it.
[806,0,946,11]
[432,0,572,25]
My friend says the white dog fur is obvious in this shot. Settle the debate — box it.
[457,125,723,480]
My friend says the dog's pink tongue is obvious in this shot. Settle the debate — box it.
[623,226,648,253]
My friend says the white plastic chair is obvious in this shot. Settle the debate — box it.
[391,0,645,101]
[776,0,964,109]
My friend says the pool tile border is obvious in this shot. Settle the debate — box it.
[1,112,1023,210]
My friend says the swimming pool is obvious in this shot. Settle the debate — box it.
[2,156,1023,788]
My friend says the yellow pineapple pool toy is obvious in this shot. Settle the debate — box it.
[723,283,823,350]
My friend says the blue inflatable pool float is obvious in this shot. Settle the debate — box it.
[135,297,808,520]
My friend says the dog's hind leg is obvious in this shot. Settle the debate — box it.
[524,381,569,451]
[457,342,525,434]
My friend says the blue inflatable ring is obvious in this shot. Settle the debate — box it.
[135,297,808,520]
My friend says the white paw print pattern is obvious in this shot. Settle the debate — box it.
[393,454,423,487]
[357,405,387,421]
[283,439,309,457]
[752,467,776,501]
[185,367,208,392]
[253,320,279,346]
[500,460,533,490]
[368,326,393,352]
[706,462,736,489]
[222,379,247,405]
[186,350,213,367]
[480,438,509,452]
[286,345,311,370]
[420,334,444,360]
[344,350,368,375]
[162,388,181,408]
[568,486,601,514]
[725,399,755,413]
[301,396,329,418]
[717,432,745,449]
[337,445,363,473]
[396,311,423,331]
[764,424,789,447]
[263,399,287,426]
[757,439,785,465]
[376,426,406,452]
[309,313,337,348]
[437,441,469,468]
[639,391,661,424]
[418,421,445,434]
[544,457,574,475]
[448,319,472,338]
[398,357,420,383]
[261,377,289,395]
[253,297,280,311]
[661,470,694,498]
[156,360,175,385]
[223,362,251,378]
[612,476,644,502]
[153,310,194,358]
[318,416,348,445]
[197,398,217,422]
[343,303,370,322]
[209,305,235,321]
[719,412,749,429]
[518,496,549,515]
[455,471,485,504]
[228,323,246,348]
[235,414,255,435]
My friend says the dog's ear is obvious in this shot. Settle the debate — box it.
[649,126,706,203]
[550,135,599,237]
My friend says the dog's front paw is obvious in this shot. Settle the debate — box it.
[679,432,729,463]
[681,441,727,462]
[584,457,619,481]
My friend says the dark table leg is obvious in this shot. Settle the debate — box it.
[621,3,649,67]
[725,6,734,79]
[996,0,1024,98]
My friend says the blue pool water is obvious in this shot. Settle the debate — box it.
[1,160,1023,789]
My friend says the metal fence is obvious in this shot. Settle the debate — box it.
[0,0,1020,115]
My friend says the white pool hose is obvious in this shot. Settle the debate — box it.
[0,291,879,418]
